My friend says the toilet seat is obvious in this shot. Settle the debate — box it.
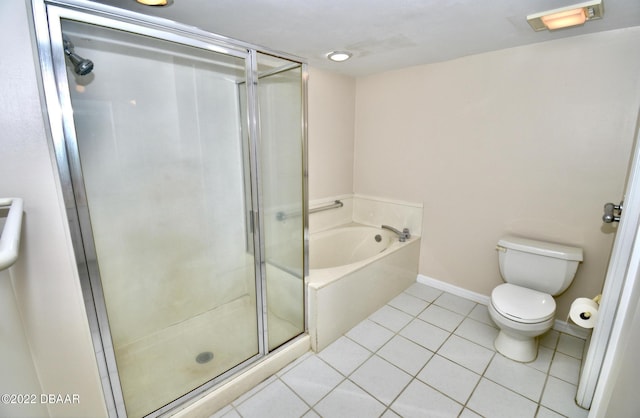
[491,283,555,324]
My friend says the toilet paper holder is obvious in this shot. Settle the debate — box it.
[569,294,602,327]
[578,295,601,319]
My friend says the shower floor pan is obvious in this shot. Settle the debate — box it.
[114,295,300,417]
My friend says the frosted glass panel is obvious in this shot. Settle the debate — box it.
[256,54,305,350]
[63,21,256,417]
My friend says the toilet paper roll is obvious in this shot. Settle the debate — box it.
[569,298,599,328]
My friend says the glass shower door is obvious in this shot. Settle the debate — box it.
[60,20,259,417]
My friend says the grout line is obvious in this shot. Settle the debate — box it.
[538,361,554,416]
[461,374,484,416]
[345,368,411,412]
[278,365,348,412]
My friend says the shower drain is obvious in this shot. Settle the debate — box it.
[195,351,214,364]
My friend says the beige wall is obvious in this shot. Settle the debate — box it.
[353,28,640,319]
[0,1,106,417]
[307,67,356,200]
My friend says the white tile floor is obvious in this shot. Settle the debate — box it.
[211,283,590,418]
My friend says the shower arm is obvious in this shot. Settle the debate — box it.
[62,37,94,76]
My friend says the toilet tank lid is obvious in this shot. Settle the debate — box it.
[498,236,583,262]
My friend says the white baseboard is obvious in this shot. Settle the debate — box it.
[417,274,490,305]
[416,274,591,340]
[553,319,591,339]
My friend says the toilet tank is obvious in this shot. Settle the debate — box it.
[497,236,583,295]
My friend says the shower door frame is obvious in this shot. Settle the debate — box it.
[31,0,309,416]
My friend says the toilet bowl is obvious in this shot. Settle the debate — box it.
[489,236,583,362]
[488,283,556,362]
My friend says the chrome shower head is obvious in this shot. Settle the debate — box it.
[63,38,94,76]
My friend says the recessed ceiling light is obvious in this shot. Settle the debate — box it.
[527,0,603,31]
[327,51,352,62]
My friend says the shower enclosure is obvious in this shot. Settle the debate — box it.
[32,1,306,416]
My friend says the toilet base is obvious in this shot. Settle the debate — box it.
[494,330,539,363]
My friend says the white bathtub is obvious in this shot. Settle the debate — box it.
[309,225,396,270]
[306,223,420,351]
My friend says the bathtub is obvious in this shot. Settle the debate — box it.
[306,223,420,351]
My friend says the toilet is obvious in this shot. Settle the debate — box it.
[488,236,583,362]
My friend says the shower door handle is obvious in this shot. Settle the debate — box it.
[603,201,623,223]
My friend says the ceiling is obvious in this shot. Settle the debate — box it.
[89,0,640,77]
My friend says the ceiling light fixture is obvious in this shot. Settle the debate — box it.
[136,0,173,6]
[527,0,604,31]
[327,51,352,62]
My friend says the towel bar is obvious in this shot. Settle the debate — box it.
[0,198,24,271]
[276,200,343,221]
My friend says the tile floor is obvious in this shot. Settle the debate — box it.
[211,283,590,418]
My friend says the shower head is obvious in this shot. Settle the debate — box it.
[63,38,94,76]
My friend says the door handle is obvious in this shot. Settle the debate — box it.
[603,201,623,223]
